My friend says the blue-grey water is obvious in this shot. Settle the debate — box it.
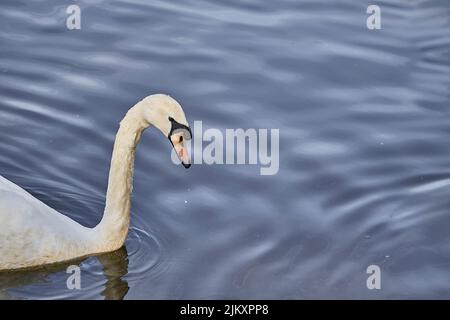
[0,0,449,299]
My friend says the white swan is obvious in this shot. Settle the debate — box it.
[0,94,191,271]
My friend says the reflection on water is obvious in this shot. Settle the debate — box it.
[0,0,450,299]
[98,248,129,300]
[0,247,129,300]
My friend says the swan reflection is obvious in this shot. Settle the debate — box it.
[98,247,129,300]
[0,246,129,300]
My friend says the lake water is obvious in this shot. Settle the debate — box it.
[0,0,449,299]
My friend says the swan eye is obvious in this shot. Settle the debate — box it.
[179,136,184,143]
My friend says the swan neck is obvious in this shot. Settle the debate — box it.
[97,105,149,250]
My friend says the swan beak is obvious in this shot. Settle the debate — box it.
[174,143,191,169]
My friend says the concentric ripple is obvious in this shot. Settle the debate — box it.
[1,0,450,299]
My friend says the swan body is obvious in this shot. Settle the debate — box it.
[0,94,191,271]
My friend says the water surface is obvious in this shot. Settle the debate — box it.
[0,0,449,299]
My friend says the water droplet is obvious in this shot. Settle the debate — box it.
[184,200,188,204]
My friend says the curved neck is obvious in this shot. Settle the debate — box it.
[96,104,149,251]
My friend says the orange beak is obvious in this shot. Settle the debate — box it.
[173,143,191,168]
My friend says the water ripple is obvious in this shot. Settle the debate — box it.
[1,0,449,299]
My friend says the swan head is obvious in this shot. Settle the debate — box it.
[142,94,192,168]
